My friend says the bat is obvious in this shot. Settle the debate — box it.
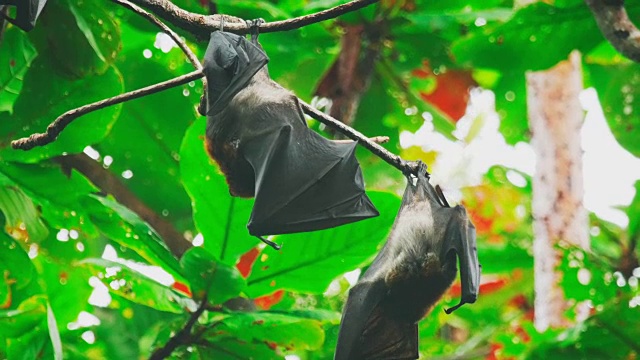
[335,162,481,360]
[0,0,47,32]
[201,28,379,246]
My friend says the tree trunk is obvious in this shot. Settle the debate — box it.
[526,50,590,331]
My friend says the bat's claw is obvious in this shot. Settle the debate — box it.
[257,235,281,250]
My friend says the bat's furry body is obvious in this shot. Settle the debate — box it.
[335,164,480,360]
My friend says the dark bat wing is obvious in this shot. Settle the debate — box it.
[244,97,378,236]
[442,206,480,313]
[335,279,418,360]
[1,0,47,31]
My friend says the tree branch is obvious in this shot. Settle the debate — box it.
[57,153,191,257]
[585,0,640,62]
[126,0,379,38]
[149,298,208,360]
[11,69,204,150]
[300,101,419,174]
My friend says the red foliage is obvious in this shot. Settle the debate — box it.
[413,65,476,121]
[254,290,284,310]
[449,277,508,297]
[236,247,260,278]
[171,281,192,297]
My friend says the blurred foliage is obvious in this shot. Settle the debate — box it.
[0,0,639,359]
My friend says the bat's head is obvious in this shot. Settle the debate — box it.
[203,32,269,115]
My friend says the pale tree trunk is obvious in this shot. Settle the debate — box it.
[526,50,590,331]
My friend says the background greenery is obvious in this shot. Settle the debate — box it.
[1,0,639,358]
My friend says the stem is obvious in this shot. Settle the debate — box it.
[149,299,208,360]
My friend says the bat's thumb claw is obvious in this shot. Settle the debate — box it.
[257,236,281,250]
[444,302,464,314]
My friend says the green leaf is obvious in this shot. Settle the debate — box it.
[0,60,124,163]
[86,195,185,282]
[179,247,246,305]
[0,185,49,243]
[588,63,640,157]
[95,23,198,224]
[197,340,279,360]
[0,295,47,337]
[0,233,38,305]
[246,191,400,297]
[452,3,601,72]
[0,161,99,235]
[79,258,191,314]
[179,116,257,265]
[0,28,38,114]
[209,312,325,351]
[627,180,640,239]
[29,0,121,77]
[494,70,528,144]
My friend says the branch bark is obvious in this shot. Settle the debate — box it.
[57,153,191,257]
[126,0,379,38]
[585,0,640,62]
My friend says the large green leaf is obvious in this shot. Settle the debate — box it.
[79,258,190,314]
[0,59,124,163]
[589,63,640,157]
[86,196,185,282]
[95,22,197,224]
[0,295,47,338]
[452,3,601,72]
[28,0,121,77]
[0,185,48,243]
[626,180,640,240]
[180,247,246,305]
[208,312,325,351]
[0,233,38,308]
[246,191,400,297]
[0,161,99,235]
[0,28,38,114]
[179,116,257,266]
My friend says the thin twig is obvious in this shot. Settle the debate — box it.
[126,0,379,37]
[300,101,419,174]
[333,136,389,144]
[111,0,201,71]
[11,69,204,150]
[585,0,640,62]
[149,298,208,360]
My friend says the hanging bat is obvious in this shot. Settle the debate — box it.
[201,28,379,245]
[335,162,481,360]
[0,0,47,32]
